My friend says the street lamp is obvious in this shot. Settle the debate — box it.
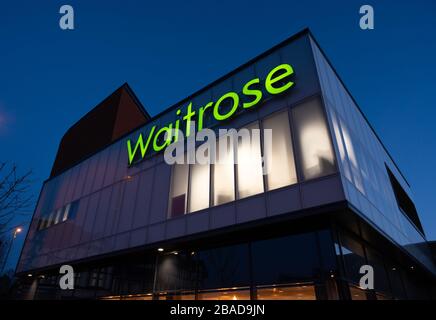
[13,228,22,238]
[0,227,23,275]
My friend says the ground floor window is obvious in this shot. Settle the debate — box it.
[158,291,196,300]
[30,225,434,300]
[256,283,316,300]
[197,288,251,301]
[100,284,317,300]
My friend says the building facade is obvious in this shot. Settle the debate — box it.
[16,29,436,300]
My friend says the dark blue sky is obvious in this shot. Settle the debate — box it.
[1,0,435,271]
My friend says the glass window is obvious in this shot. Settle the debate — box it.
[236,122,264,199]
[169,163,189,217]
[262,111,297,190]
[101,293,153,300]
[350,285,367,300]
[386,166,422,233]
[37,218,42,230]
[53,208,62,225]
[376,292,392,300]
[292,98,336,180]
[339,234,366,284]
[386,263,406,299]
[365,247,391,295]
[68,201,79,220]
[330,110,352,182]
[252,233,320,285]
[256,284,316,300]
[156,252,198,292]
[159,292,196,300]
[197,288,251,300]
[62,203,71,221]
[189,159,210,213]
[341,120,365,193]
[213,134,235,205]
[46,211,56,228]
[37,218,43,230]
[38,214,48,230]
[196,243,250,290]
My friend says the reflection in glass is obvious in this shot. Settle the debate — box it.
[292,99,335,180]
[236,123,264,199]
[262,111,297,190]
[330,110,352,182]
[340,119,365,195]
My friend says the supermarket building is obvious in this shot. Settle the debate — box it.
[16,29,436,300]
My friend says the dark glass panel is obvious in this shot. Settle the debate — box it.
[339,234,366,284]
[365,247,391,295]
[171,194,186,217]
[252,233,321,285]
[156,252,197,292]
[196,244,250,290]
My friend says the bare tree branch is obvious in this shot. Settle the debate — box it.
[0,163,34,233]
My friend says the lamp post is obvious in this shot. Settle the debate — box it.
[0,227,22,275]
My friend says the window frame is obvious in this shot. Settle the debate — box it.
[167,95,338,219]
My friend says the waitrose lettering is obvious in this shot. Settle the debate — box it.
[126,63,295,165]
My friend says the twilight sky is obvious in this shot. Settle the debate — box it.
[1,0,435,272]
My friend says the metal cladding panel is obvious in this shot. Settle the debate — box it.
[90,186,113,241]
[18,32,348,273]
[131,169,154,229]
[310,38,436,274]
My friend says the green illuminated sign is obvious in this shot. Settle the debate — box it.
[127,63,295,165]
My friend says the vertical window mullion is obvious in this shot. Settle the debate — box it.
[288,106,303,184]
[258,118,269,193]
[186,162,191,214]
